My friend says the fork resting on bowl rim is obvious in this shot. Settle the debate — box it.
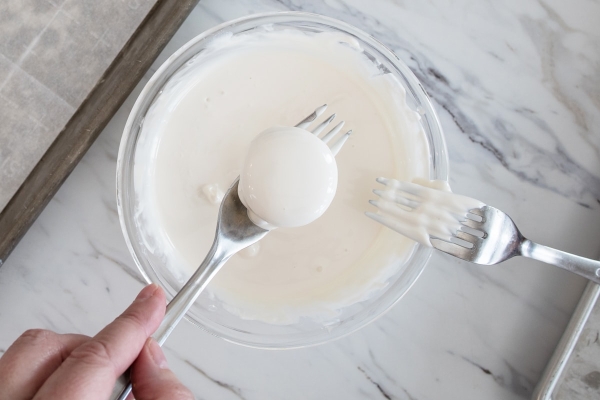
[368,177,600,285]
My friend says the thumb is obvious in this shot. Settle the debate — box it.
[131,339,194,400]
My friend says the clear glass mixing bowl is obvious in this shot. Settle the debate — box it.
[117,12,448,349]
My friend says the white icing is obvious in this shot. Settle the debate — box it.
[133,27,431,324]
[368,178,484,246]
[238,126,338,230]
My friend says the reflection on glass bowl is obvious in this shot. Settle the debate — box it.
[116,12,448,349]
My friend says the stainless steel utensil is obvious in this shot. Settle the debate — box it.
[368,178,600,285]
[112,105,351,399]
[112,179,267,399]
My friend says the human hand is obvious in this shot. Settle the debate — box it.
[0,284,193,400]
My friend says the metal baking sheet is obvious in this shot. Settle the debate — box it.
[533,281,600,399]
[0,0,199,264]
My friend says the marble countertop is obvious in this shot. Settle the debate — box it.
[1,1,599,399]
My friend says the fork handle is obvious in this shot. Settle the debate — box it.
[111,240,230,400]
[520,239,600,284]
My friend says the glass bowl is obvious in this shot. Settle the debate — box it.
[116,12,448,349]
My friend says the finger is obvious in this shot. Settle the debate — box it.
[34,284,166,400]
[131,339,194,400]
[0,331,89,400]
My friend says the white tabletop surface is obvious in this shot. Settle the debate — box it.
[1,1,599,399]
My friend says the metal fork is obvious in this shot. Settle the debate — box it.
[112,105,351,399]
[368,178,600,285]
[295,104,352,154]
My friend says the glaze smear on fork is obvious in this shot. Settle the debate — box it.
[367,177,600,285]
[367,177,483,246]
[113,106,352,399]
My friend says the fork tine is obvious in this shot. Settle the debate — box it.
[454,230,482,245]
[460,218,483,230]
[372,189,386,198]
[369,198,403,216]
[294,105,353,156]
[365,211,406,234]
[311,114,336,135]
[431,238,475,259]
[330,130,352,155]
[390,180,424,197]
[373,189,419,209]
[375,176,392,186]
[321,121,345,143]
[296,104,327,129]
[468,207,484,218]
[374,177,424,197]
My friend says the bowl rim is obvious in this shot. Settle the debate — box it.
[116,10,449,349]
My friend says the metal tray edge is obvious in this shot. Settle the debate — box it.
[532,281,600,400]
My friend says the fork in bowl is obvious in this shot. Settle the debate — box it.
[367,177,600,285]
[112,105,351,399]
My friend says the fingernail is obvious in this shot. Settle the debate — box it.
[147,338,169,369]
[136,284,159,302]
